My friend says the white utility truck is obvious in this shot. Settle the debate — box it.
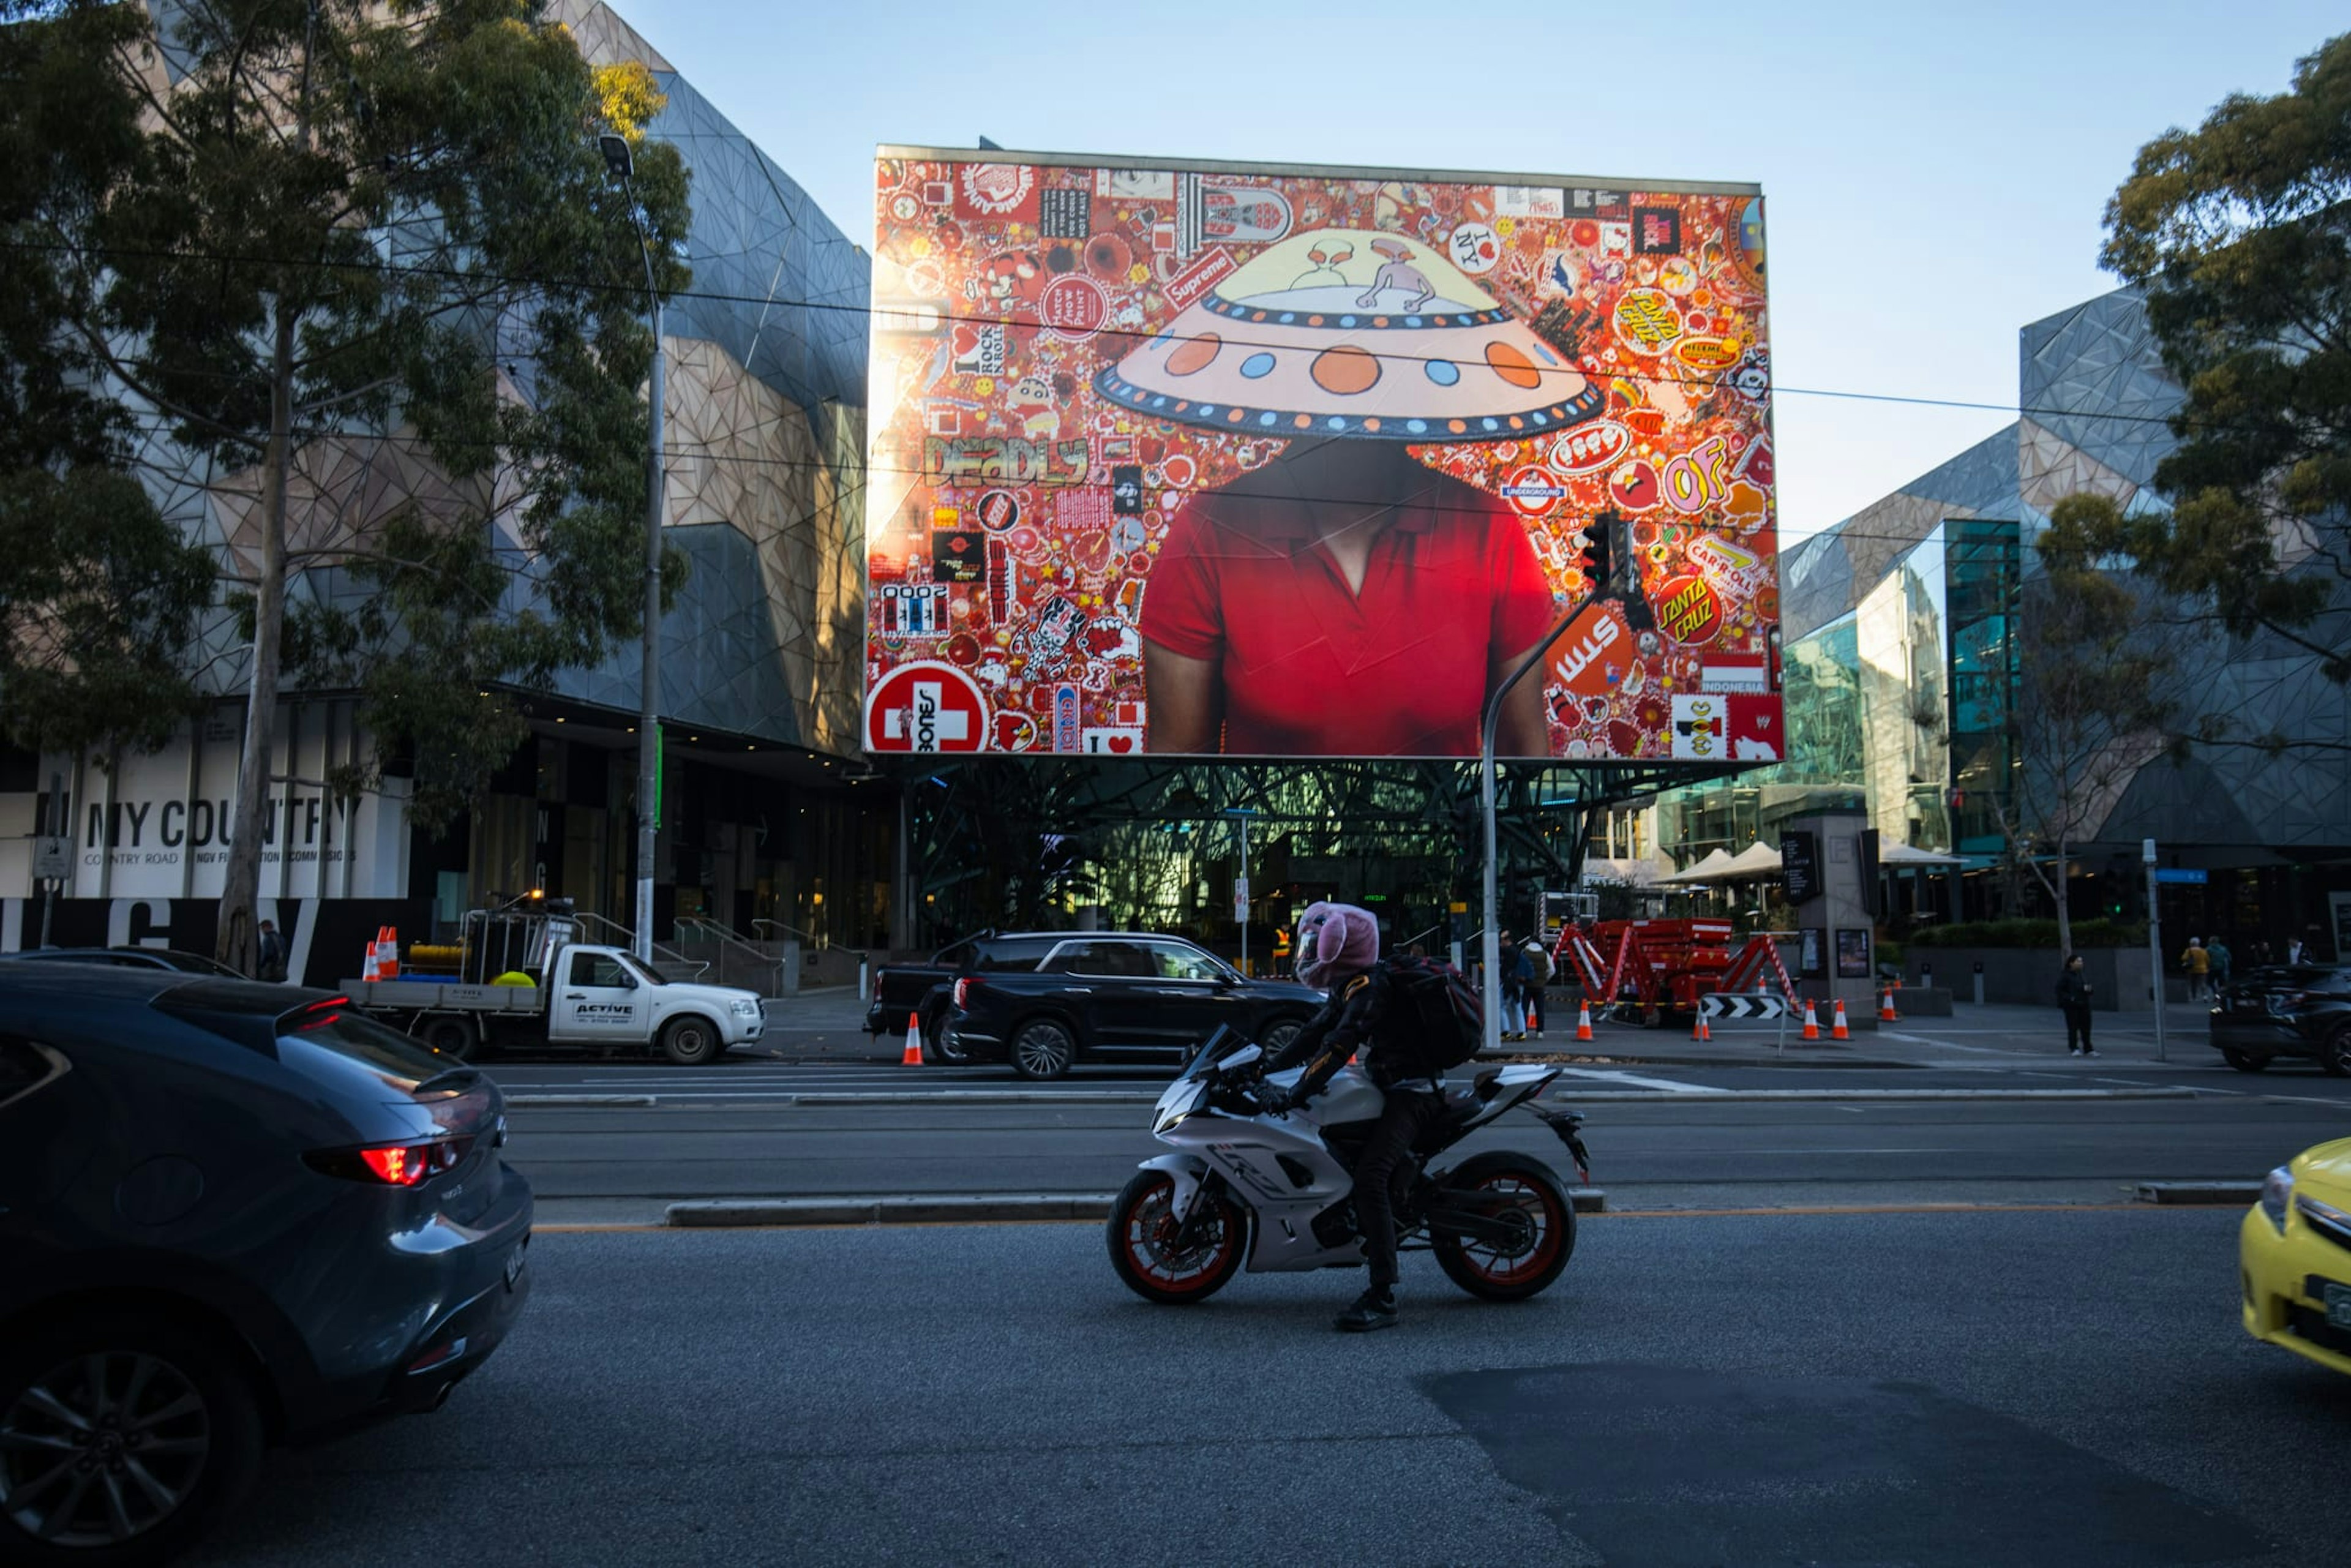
[344,899,765,1065]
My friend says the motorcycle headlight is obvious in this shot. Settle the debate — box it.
[2259,1165,2294,1234]
[730,998,760,1018]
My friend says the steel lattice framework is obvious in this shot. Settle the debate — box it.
[887,756,1738,946]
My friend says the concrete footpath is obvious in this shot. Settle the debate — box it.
[756,987,2230,1073]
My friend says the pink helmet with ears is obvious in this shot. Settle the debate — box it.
[1294,902,1380,989]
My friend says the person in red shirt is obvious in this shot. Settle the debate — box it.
[1141,438,1554,756]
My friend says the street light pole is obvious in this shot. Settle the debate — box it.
[603,134,664,966]
[2143,837,2165,1062]
[1478,609,1584,1052]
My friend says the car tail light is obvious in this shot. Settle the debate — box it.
[307,1137,473,1187]
[287,997,354,1032]
[954,977,978,1007]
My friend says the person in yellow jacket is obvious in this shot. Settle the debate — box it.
[2180,937,2210,1000]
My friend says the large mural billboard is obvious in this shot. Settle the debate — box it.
[866,149,1780,761]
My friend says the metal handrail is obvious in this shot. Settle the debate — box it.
[674,915,773,964]
[572,910,711,981]
[752,917,825,948]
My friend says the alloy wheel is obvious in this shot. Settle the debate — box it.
[1013,1021,1074,1078]
[1451,1176,1558,1285]
[2,1351,211,1548]
[1122,1182,1232,1292]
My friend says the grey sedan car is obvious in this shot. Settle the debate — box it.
[0,966,532,1564]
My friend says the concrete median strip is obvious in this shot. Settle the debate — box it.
[1562,1087,2202,1103]
[506,1086,2203,1111]
[664,1189,1613,1226]
[2134,1180,2262,1206]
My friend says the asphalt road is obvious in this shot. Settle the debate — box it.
[487,1056,2351,1214]
[188,1209,2350,1568]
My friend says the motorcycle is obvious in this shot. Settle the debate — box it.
[1106,1026,1592,1305]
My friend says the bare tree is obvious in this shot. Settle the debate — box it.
[1992,497,2184,955]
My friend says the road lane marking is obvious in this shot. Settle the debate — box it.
[1550,1067,1727,1093]
[2258,1093,2351,1107]
[531,1201,2192,1232]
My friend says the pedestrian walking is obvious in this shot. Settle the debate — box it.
[1498,931,1524,1041]
[2287,933,2306,965]
[2180,937,2209,1000]
[2207,937,2232,990]
[1518,936,1550,1038]
[256,919,288,984]
[2056,954,2096,1057]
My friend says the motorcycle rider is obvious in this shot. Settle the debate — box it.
[1259,901,1449,1334]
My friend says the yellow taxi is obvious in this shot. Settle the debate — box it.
[2241,1138,2351,1376]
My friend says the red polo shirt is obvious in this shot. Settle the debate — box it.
[1141,474,1556,756]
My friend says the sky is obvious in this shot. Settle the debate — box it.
[613,0,2342,543]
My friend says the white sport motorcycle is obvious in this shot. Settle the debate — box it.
[1106,1027,1592,1305]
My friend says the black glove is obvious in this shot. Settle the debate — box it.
[1255,1082,1292,1116]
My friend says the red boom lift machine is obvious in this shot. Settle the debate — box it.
[1550,918,1799,1026]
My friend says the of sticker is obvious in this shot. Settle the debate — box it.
[1656,574,1723,645]
[1447,221,1501,274]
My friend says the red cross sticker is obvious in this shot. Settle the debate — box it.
[864,661,990,753]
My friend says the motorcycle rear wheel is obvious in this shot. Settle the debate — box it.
[1107,1171,1247,1305]
[1430,1152,1575,1302]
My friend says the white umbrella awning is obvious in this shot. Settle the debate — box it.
[1659,847,1738,885]
[1879,841,1963,866]
[1720,841,1787,880]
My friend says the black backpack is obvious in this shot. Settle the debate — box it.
[1375,955,1485,1074]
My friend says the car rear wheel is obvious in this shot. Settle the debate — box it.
[0,1315,263,1568]
[1010,1018,1076,1079]
[2220,1047,2270,1073]
[662,1016,726,1067]
[416,1014,480,1061]
[2322,1028,2351,1079]
[1259,1017,1305,1056]
[922,1010,969,1065]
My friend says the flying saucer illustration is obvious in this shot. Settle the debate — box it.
[1096,228,1605,441]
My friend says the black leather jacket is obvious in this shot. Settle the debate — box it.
[2055,969,2094,1009]
[1269,966,1441,1095]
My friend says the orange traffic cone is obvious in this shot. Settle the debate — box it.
[377,927,399,981]
[1690,1009,1711,1041]
[1524,999,1539,1035]
[1831,998,1851,1040]
[1574,1002,1594,1042]
[901,1011,923,1067]
[1880,986,1899,1022]
[362,928,382,984]
[1801,999,1820,1040]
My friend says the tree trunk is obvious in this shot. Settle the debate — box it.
[216,300,294,975]
[2052,836,2072,958]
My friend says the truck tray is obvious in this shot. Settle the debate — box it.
[342,979,547,1015]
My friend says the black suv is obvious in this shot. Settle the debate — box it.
[863,933,1073,1058]
[2209,965,2351,1074]
[941,934,1324,1078]
[0,966,531,1564]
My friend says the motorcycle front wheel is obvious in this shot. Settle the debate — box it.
[1430,1152,1576,1302]
[1106,1169,1248,1305]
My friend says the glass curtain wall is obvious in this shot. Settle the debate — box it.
[1944,519,2022,855]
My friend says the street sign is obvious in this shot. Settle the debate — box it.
[863,661,989,753]
[1232,876,1250,923]
[31,836,70,881]
[2153,868,2207,885]
[1701,992,1788,1020]
[1782,831,1819,904]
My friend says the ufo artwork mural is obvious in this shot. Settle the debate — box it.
[866,149,1780,762]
